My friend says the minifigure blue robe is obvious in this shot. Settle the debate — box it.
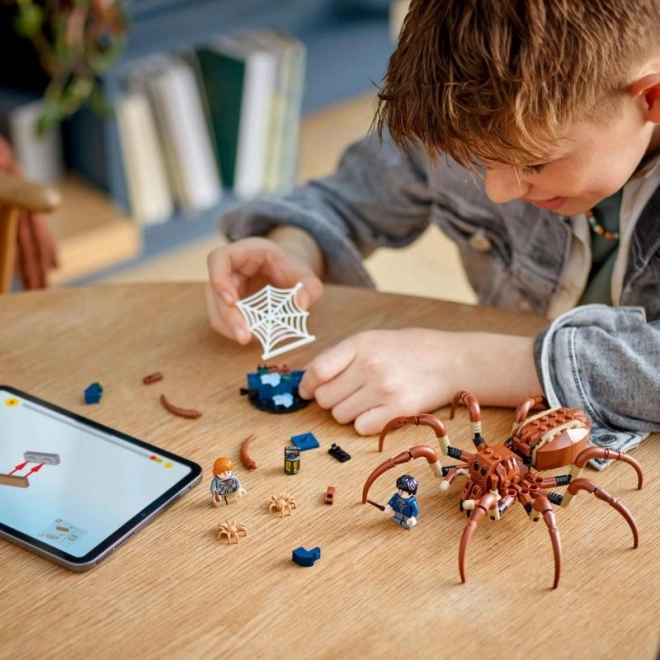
[387,492,419,530]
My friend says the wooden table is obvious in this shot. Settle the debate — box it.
[1,284,657,659]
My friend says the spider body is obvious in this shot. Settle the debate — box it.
[457,442,528,512]
[362,391,643,589]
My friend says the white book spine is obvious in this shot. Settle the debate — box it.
[234,50,277,199]
[10,101,65,184]
[116,93,174,225]
[149,61,222,212]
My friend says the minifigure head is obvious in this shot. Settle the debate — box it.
[396,474,418,497]
[376,0,660,216]
[213,457,234,476]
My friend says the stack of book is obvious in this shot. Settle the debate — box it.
[115,30,306,225]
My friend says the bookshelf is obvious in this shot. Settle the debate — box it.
[47,175,142,285]
[6,1,395,285]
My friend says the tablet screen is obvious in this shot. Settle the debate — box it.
[0,387,202,567]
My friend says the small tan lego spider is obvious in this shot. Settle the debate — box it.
[215,519,247,544]
[268,492,297,517]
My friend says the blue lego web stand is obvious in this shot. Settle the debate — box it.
[292,546,321,567]
[84,382,103,404]
[240,366,310,414]
[290,432,319,451]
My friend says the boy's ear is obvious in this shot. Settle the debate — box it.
[630,73,660,123]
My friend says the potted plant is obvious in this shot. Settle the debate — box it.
[7,0,128,133]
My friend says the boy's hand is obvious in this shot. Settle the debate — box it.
[298,328,459,435]
[206,232,323,344]
[298,328,540,435]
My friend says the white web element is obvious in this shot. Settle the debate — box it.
[236,283,316,360]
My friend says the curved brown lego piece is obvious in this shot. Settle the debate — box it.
[378,414,449,453]
[451,391,488,447]
[573,447,644,489]
[567,477,639,548]
[240,433,257,470]
[450,390,481,422]
[533,495,562,589]
[377,416,414,452]
[143,371,164,384]
[458,493,498,584]
[160,394,202,419]
[513,395,548,426]
[362,445,440,503]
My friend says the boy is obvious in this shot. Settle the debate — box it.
[205,0,660,460]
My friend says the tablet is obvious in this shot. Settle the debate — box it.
[0,386,202,571]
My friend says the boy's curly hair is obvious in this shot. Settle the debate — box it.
[375,0,660,169]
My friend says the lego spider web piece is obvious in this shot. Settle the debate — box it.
[236,283,316,360]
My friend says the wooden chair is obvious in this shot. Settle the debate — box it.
[0,172,60,293]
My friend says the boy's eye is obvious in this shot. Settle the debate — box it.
[520,164,546,176]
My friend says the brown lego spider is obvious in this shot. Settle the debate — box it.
[362,391,644,589]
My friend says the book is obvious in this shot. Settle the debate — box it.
[115,91,174,225]
[197,34,278,199]
[241,31,306,193]
[195,46,244,192]
[274,33,306,191]
[128,55,223,213]
[0,87,65,184]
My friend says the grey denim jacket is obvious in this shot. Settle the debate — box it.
[221,131,660,465]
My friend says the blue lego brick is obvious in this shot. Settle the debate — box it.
[240,367,310,414]
[292,546,321,567]
[291,432,320,451]
[246,373,262,389]
[84,382,103,404]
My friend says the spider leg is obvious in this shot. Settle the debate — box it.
[378,413,452,454]
[439,464,470,492]
[565,477,639,548]
[458,493,498,584]
[572,448,643,489]
[362,446,443,503]
[532,495,562,589]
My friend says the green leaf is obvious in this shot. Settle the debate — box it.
[56,76,94,114]
[13,4,45,37]
[36,98,67,136]
[87,35,128,73]
[87,80,111,116]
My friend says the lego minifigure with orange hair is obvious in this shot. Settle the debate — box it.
[210,457,247,506]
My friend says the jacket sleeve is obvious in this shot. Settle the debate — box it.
[219,130,433,285]
[534,304,659,467]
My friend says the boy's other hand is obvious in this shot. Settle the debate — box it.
[298,328,540,435]
[205,236,323,344]
[298,328,460,435]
